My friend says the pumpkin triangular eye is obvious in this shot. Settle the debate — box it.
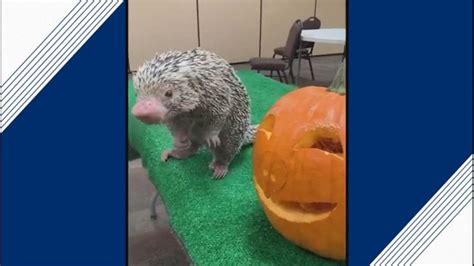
[295,128,343,155]
[312,137,343,154]
[258,114,275,140]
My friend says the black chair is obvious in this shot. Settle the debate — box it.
[273,16,321,80]
[249,20,303,84]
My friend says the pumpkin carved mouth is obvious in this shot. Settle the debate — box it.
[255,183,337,223]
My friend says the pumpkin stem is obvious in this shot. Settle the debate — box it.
[327,58,346,95]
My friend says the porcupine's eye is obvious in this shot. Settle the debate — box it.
[165,90,173,98]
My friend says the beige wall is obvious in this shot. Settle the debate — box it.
[199,0,260,63]
[260,0,315,57]
[314,0,346,55]
[128,0,198,70]
[128,0,345,69]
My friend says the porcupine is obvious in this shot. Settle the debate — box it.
[131,48,257,179]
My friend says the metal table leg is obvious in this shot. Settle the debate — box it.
[150,190,159,220]
[296,36,303,86]
[343,44,347,62]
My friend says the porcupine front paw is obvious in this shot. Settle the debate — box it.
[212,164,228,179]
[160,146,197,162]
[208,160,215,170]
[161,150,172,162]
[161,149,187,162]
[205,134,221,148]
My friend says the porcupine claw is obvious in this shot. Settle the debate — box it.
[212,165,228,179]
[205,135,221,148]
[160,150,171,162]
[208,160,215,170]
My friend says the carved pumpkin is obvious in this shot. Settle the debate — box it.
[253,86,346,260]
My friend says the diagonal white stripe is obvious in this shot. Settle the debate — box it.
[373,155,472,265]
[2,0,97,107]
[413,200,472,265]
[371,155,474,265]
[1,0,79,84]
[0,0,123,133]
[386,169,471,264]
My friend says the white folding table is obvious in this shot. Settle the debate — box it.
[296,28,346,85]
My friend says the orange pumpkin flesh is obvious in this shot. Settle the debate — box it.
[253,86,346,260]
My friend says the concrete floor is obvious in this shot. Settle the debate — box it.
[128,54,343,266]
[128,158,191,266]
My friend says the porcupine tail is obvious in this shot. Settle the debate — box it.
[242,124,259,145]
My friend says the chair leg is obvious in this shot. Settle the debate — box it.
[269,55,276,77]
[150,190,159,220]
[276,71,283,82]
[288,60,296,84]
[307,56,315,80]
[282,71,289,84]
[289,68,295,84]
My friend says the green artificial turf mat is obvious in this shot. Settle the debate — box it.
[128,70,344,265]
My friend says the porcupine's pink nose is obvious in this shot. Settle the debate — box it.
[132,99,166,124]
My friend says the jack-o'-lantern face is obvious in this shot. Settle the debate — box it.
[253,86,346,260]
